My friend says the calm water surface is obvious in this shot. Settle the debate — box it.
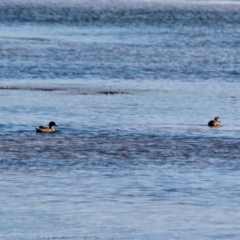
[1,1,240,239]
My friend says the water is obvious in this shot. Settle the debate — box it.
[1,1,240,239]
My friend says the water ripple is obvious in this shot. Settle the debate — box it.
[1,131,239,171]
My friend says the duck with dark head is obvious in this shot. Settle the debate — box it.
[208,117,221,127]
[36,121,58,133]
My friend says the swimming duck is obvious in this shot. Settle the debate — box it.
[208,117,221,127]
[36,121,58,133]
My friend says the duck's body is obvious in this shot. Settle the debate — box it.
[36,121,58,133]
[208,117,221,127]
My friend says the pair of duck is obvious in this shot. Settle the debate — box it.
[36,117,221,133]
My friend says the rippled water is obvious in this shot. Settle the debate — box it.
[1,1,240,239]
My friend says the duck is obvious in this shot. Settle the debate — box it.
[36,121,58,133]
[208,117,221,127]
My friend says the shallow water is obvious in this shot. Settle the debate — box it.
[1,1,240,239]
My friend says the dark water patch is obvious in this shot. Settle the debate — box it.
[0,86,66,91]
[0,86,137,95]
[34,236,78,240]
[1,131,240,171]
[69,90,134,95]
[0,3,240,27]
[98,91,131,95]
[0,36,51,42]
[31,87,66,92]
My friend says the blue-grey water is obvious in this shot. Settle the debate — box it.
[1,1,240,239]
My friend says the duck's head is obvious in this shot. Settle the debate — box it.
[214,117,220,122]
[49,121,58,127]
